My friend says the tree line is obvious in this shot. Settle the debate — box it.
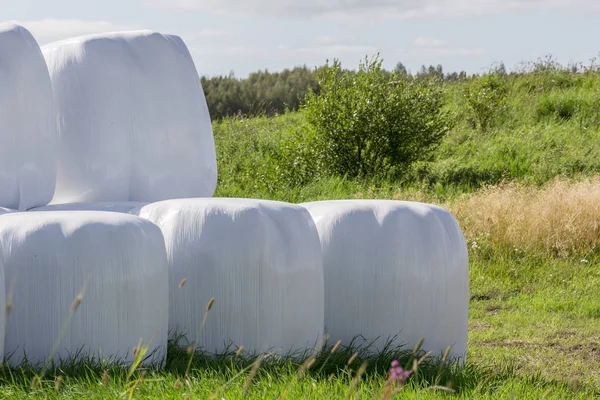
[201,62,475,120]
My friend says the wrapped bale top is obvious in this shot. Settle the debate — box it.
[43,30,217,204]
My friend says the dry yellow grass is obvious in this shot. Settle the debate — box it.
[449,178,600,256]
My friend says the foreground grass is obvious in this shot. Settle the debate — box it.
[468,251,600,394]
[0,249,598,398]
[0,331,594,399]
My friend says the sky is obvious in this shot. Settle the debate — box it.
[3,0,600,77]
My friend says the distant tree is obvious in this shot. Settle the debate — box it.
[201,60,477,119]
[201,66,319,119]
[394,62,408,76]
[445,72,460,81]
[491,62,507,76]
[416,64,444,80]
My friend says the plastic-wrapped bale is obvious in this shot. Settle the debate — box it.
[0,238,6,361]
[301,200,469,361]
[0,211,169,367]
[0,24,57,210]
[135,198,325,355]
[30,201,148,214]
[0,208,15,215]
[42,31,217,204]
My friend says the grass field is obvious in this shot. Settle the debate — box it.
[1,68,600,398]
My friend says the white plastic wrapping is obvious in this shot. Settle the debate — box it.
[30,201,148,214]
[0,24,57,210]
[135,198,324,355]
[0,211,169,366]
[0,208,15,215]
[42,30,217,204]
[0,235,6,362]
[301,200,469,360]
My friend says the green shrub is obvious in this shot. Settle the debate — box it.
[463,73,509,132]
[536,95,580,121]
[213,113,328,199]
[536,91,600,127]
[303,55,451,180]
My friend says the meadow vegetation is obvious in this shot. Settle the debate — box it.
[1,55,600,398]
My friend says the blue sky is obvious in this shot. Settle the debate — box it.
[4,0,599,77]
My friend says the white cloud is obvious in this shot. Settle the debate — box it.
[414,47,486,56]
[294,44,378,56]
[151,0,599,19]
[316,35,336,44]
[401,37,485,58]
[414,37,448,48]
[191,45,259,57]
[7,19,133,45]
[198,28,233,38]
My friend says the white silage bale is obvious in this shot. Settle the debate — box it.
[0,24,57,210]
[42,30,217,204]
[0,211,169,366]
[30,201,148,214]
[134,198,325,355]
[301,200,469,361]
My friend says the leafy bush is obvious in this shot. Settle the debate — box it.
[303,55,451,180]
[463,74,509,132]
[536,91,600,128]
[536,95,581,121]
[213,113,327,200]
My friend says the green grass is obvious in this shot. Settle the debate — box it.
[213,69,600,201]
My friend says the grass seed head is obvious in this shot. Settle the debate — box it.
[347,352,358,365]
[54,375,63,391]
[71,293,84,312]
[331,340,341,354]
[206,297,215,311]
[235,346,244,357]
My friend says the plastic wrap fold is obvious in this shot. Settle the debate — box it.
[135,198,325,355]
[301,200,469,361]
[0,24,57,210]
[42,30,217,204]
[0,211,169,366]
[31,202,148,214]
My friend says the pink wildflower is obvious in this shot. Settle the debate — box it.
[389,360,411,384]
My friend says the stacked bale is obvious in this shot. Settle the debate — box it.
[42,30,217,204]
[0,211,168,366]
[0,24,56,211]
[135,198,325,355]
[301,200,469,360]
